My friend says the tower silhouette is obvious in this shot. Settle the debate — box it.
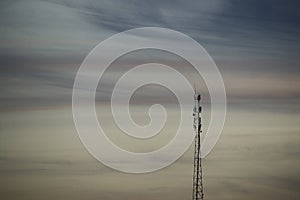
[192,92,204,200]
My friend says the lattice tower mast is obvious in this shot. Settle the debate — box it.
[192,92,204,200]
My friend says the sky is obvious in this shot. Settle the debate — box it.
[0,0,300,199]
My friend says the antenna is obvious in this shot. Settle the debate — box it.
[192,90,204,200]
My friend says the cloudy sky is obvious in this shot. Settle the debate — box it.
[0,0,300,199]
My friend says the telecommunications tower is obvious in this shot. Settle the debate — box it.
[192,91,204,200]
